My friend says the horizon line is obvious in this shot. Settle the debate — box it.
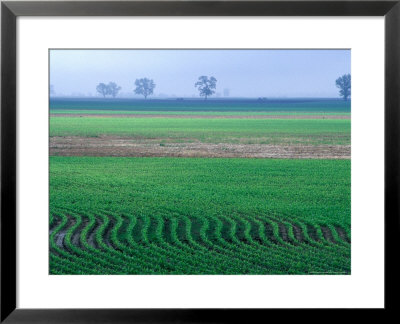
[49,96,350,100]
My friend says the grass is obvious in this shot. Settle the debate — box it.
[50,117,351,145]
[50,156,351,275]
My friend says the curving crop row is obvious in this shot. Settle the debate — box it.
[49,210,351,275]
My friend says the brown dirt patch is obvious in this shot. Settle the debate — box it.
[50,136,350,159]
[51,113,350,119]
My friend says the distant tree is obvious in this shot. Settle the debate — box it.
[134,78,155,99]
[335,74,351,101]
[107,82,122,98]
[195,76,217,100]
[96,83,109,98]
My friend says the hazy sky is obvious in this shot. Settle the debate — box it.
[50,49,350,98]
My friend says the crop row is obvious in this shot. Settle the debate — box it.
[49,157,351,274]
[50,209,350,275]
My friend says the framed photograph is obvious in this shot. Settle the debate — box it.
[1,0,399,322]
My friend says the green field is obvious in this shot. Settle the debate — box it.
[51,109,350,116]
[50,157,351,275]
[49,98,351,275]
[50,98,351,113]
[50,117,350,145]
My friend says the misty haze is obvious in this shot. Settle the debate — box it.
[50,49,350,98]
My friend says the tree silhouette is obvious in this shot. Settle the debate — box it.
[107,82,122,98]
[134,78,155,99]
[335,74,351,101]
[195,76,217,100]
[96,83,109,98]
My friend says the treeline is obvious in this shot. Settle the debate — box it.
[95,76,218,100]
[54,74,350,101]
[96,78,154,99]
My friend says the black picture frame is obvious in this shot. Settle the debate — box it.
[1,0,399,322]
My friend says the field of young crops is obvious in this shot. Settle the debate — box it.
[50,157,351,275]
[50,117,350,145]
[49,97,351,275]
[50,98,351,113]
[51,109,350,116]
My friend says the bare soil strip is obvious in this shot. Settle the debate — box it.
[292,224,305,242]
[335,226,351,243]
[50,113,350,119]
[50,216,62,235]
[87,218,101,249]
[321,226,336,244]
[50,136,350,159]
